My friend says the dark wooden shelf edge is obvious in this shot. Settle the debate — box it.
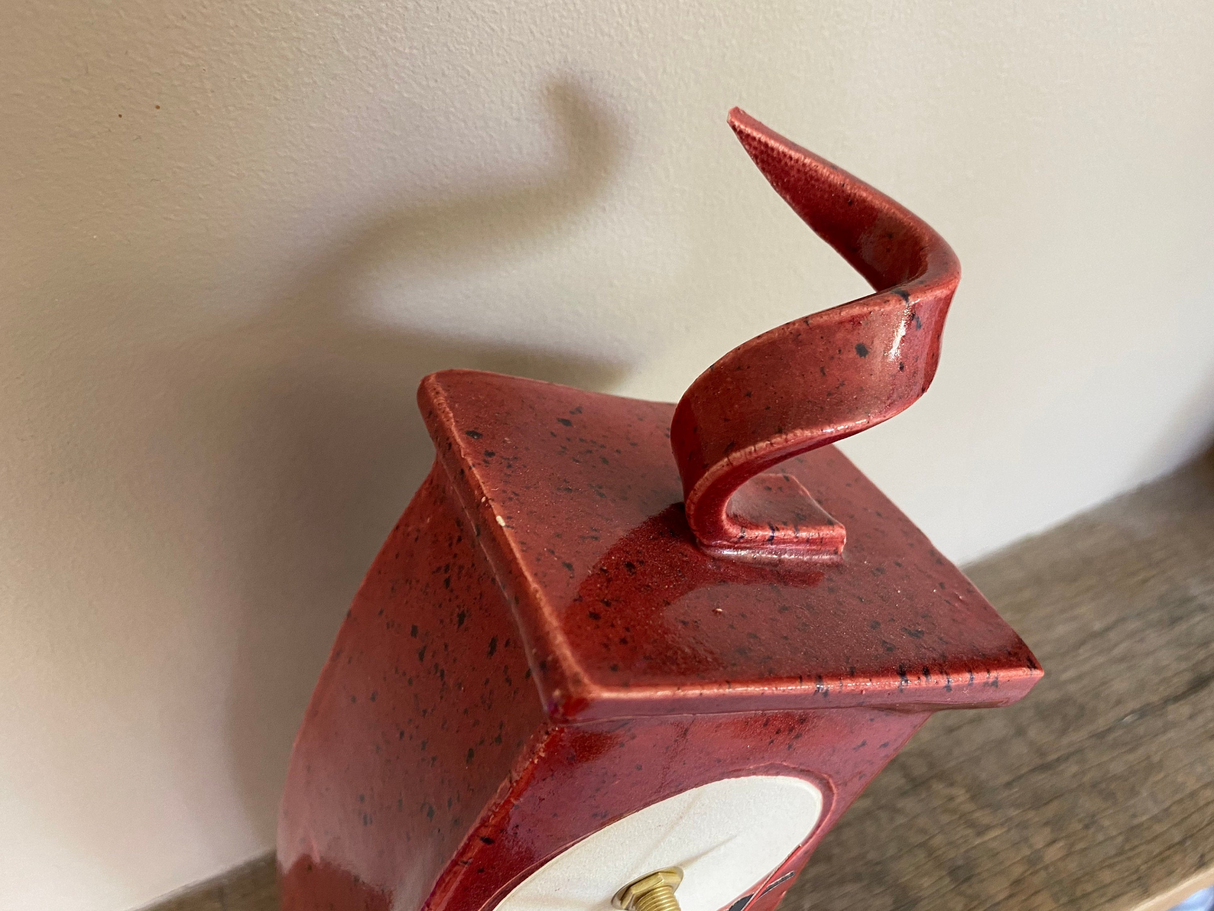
[789,452,1214,911]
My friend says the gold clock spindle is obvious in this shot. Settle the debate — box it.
[613,868,685,911]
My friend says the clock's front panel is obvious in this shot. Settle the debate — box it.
[424,708,929,911]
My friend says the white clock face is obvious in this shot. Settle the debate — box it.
[493,775,824,911]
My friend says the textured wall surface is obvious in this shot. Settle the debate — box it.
[2,1,1213,909]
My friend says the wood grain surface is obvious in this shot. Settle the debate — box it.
[147,455,1214,911]
[145,855,275,911]
[788,452,1214,911]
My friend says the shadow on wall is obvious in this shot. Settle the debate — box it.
[187,80,631,848]
[1135,358,1214,483]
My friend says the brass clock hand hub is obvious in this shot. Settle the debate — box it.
[613,868,684,911]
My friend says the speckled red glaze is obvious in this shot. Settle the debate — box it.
[414,371,1038,724]
[278,111,1042,911]
[672,109,960,559]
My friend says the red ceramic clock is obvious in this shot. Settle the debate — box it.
[278,109,1042,911]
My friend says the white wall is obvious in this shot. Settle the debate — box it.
[2,1,1213,908]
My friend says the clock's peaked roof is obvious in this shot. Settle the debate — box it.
[420,369,1041,724]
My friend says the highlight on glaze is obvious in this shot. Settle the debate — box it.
[670,108,961,560]
[276,109,1041,911]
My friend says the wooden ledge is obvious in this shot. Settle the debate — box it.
[790,453,1214,911]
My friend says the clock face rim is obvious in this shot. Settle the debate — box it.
[489,773,825,911]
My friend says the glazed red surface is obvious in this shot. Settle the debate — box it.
[277,455,933,911]
[279,467,548,911]
[423,708,930,911]
[421,370,1039,724]
[279,110,1042,911]
[671,110,960,559]
[280,371,1041,911]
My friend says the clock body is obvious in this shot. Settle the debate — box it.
[278,110,1042,911]
[277,371,1040,911]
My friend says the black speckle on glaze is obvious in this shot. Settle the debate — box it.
[281,366,1042,911]
[278,465,546,911]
